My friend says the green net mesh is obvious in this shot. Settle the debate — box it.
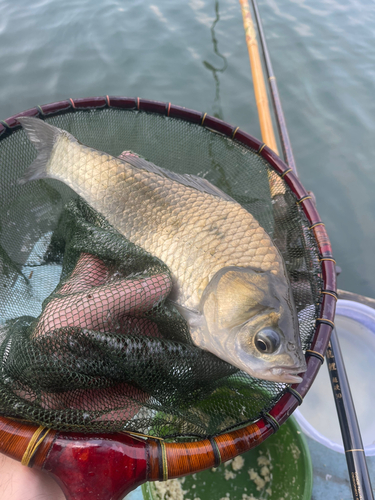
[0,108,321,438]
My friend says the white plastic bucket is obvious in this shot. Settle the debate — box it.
[294,299,375,455]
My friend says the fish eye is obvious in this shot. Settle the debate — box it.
[255,329,280,354]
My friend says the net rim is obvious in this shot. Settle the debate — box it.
[0,96,337,475]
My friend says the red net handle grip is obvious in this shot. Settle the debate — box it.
[0,415,271,499]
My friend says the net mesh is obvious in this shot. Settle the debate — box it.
[0,108,321,438]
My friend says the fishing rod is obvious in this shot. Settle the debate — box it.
[328,327,374,500]
[238,0,278,155]
[250,0,297,177]
[240,1,374,499]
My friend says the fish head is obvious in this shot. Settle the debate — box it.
[198,266,306,384]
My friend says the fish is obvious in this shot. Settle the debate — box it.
[18,116,306,383]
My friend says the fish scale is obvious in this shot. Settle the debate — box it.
[18,117,306,383]
[45,134,282,308]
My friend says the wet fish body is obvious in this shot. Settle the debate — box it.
[19,117,306,383]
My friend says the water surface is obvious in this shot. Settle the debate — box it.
[0,0,374,298]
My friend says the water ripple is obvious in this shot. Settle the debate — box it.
[0,0,374,297]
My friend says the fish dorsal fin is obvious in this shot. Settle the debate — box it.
[122,154,236,202]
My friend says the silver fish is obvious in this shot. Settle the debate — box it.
[18,117,306,383]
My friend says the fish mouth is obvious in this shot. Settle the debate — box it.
[269,366,305,384]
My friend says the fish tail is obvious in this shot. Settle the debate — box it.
[17,117,64,184]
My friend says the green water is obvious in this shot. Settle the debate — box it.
[0,0,374,298]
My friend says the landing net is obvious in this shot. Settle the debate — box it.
[0,102,322,438]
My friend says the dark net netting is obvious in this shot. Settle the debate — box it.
[0,107,321,438]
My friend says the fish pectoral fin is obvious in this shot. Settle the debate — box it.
[168,300,203,328]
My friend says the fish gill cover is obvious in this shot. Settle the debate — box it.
[0,108,321,438]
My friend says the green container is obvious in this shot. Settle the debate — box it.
[142,416,312,500]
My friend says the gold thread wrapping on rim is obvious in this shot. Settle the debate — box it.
[296,195,312,205]
[309,222,325,230]
[69,98,76,109]
[160,441,168,481]
[319,258,336,264]
[201,112,207,126]
[305,350,325,363]
[287,387,303,405]
[257,143,266,154]
[263,412,280,431]
[167,103,171,117]
[345,449,364,453]
[269,76,276,81]
[316,318,335,328]
[36,105,45,116]
[321,291,338,301]
[106,95,111,107]
[232,126,239,139]
[21,426,51,467]
[280,168,292,178]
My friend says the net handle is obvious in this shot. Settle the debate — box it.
[0,98,336,497]
[0,354,323,498]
